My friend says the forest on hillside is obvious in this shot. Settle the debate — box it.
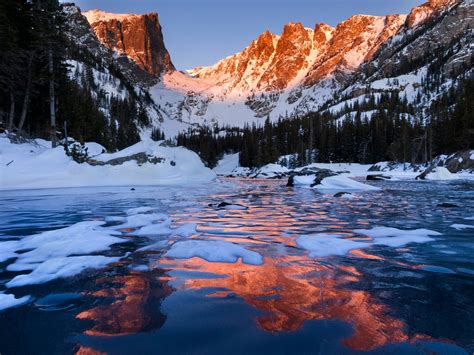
[177,75,474,168]
[0,0,145,150]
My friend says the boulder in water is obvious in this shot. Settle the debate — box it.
[367,174,391,181]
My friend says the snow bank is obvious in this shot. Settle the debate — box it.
[297,227,440,258]
[165,240,263,265]
[425,167,459,181]
[0,137,216,190]
[255,164,290,178]
[0,293,30,312]
[213,153,240,175]
[294,174,379,191]
[314,175,380,191]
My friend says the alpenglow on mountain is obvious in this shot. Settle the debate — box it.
[63,0,472,137]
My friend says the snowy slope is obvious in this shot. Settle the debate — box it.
[0,136,216,190]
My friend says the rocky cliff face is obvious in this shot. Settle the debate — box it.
[83,10,175,77]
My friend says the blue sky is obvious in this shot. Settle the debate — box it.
[71,0,425,70]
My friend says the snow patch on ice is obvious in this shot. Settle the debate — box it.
[7,255,121,288]
[0,293,30,312]
[451,224,474,231]
[1,221,126,287]
[297,234,369,257]
[297,227,440,258]
[165,240,263,265]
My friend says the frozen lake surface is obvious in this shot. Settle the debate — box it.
[0,178,473,354]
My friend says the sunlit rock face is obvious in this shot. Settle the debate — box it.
[84,10,175,76]
[407,0,459,27]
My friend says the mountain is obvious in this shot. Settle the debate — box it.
[74,0,471,138]
[83,10,175,77]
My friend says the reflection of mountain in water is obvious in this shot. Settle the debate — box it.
[76,268,173,337]
[162,255,426,351]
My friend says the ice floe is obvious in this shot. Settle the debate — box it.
[1,221,126,288]
[164,240,263,265]
[297,227,441,258]
[297,234,370,257]
[0,292,30,312]
[451,224,474,231]
[7,255,121,288]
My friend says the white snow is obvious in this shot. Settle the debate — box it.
[135,219,197,237]
[292,174,379,191]
[0,293,30,312]
[451,224,474,231]
[255,164,290,178]
[0,221,124,266]
[297,227,440,258]
[213,153,240,175]
[354,227,441,247]
[0,221,126,288]
[164,240,263,265]
[297,234,369,257]
[314,175,380,191]
[0,137,216,190]
[425,167,459,181]
[7,255,121,288]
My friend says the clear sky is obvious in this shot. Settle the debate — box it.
[70,0,425,70]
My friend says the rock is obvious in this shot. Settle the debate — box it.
[311,169,339,186]
[130,188,136,191]
[366,174,391,181]
[416,164,436,180]
[444,150,474,173]
[334,192,352,198]
[88,153,165,166]
[287,176,295,187]
[83,10,175,76]
[208,202,249,210]
[437,203,459,208]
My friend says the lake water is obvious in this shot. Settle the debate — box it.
[1,178,473,354]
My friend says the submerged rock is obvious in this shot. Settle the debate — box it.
[334,192,352,198]
[208,202,249,210]
[437,203,459,208]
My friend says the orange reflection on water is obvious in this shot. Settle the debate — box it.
[162,254,417,351]
[77,270,172,337]
[75,346,105,355]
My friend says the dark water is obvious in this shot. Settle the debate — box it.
[0,178,473,354]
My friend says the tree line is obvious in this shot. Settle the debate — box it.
[0,0,148,151]
[177,75,473,168]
